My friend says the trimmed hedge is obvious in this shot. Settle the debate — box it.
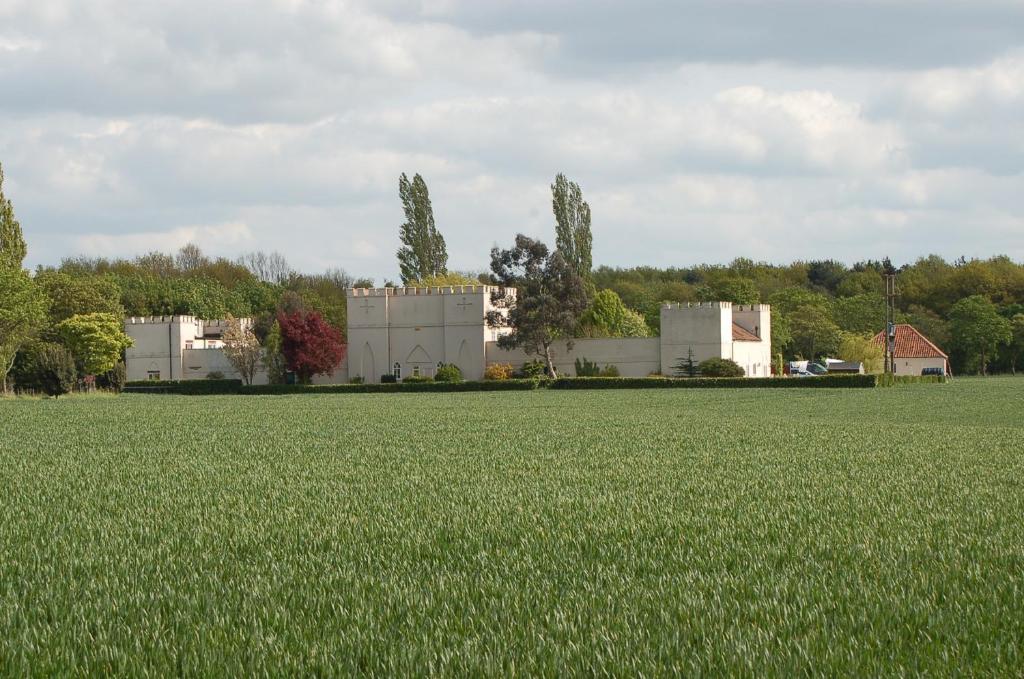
[124,379,242,394]
[239,379,543,395]
[876,374,948,387]
[549,374,880,389]
[123,373,945,395]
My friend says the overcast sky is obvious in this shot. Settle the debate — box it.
[2,0,1022,280]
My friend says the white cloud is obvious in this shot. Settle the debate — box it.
[0,1,1021,275]
[74,222,253,259]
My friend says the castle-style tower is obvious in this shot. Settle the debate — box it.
[659,302,773,377]
[346,286,512,383]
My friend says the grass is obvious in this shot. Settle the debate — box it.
[1,377,1022,675]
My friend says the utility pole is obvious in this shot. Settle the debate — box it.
[884,273,898,375]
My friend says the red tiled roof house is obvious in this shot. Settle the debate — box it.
[872,324,950,376]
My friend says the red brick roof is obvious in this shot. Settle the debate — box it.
[732,323,761,342]
[872,324,947,358]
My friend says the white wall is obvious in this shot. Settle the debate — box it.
[659,303,731,374]
[895,357,948,376]
[486,338,661,377]
[346,285,502,383]
[180,348,270,384]
[730,340,772,378]
[124,316,201,381]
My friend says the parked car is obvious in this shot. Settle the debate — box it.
[807,363,828,375]
[921,367,945,376]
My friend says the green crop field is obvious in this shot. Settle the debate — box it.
[1,378,1022,675]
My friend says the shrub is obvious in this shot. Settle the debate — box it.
[402,375,434,383]
[381,374,398,384]
[599,364,620,377]
[36,344,77,397]
[349,376,365,384]
[97,361,127,392]
[206,371,225,380]
[434,363,463,383]
[698,358,745,377]
[484,363,513,381]
[519,360,546,379]
[574,357,600,377]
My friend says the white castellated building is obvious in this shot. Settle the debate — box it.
[124,316,272,383]
[124,289,772,383]
[347,285,512,382]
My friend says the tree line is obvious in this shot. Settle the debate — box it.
[3,161,1024,393]
[395,171,1024,377]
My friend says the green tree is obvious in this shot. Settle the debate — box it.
[768,287,831,358]
[488,235,589,378]
[1007,315,1024,376]
[262,320,288,384]
[788,305,842,360]
[34,343,76,397]
[1008,314,1024,375]
[0,163,27,270]
[397,173,448,284]
[0,267,49,394]
[551,173,593,286]
[838,332,884,373]
[34,270,124,325]
[904,304,951,352]
[699,277,759,305]
[56,312,134,376]
[948,295,1012,375]
[406,272,478,288]
[831,294,884,335]
[578,289,650,338]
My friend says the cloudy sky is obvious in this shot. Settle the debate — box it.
[1,0,1022,280]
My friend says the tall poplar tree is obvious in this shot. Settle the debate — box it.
[551,173,593,286]
[0,163,28,270]
[396,173,448,285]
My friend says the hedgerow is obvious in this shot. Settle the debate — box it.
[124,373,945,395]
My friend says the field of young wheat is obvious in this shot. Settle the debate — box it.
[1,378,1022,675]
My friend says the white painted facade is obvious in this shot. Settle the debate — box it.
[894,357,947,376]
[347,285,512,382]
[124,293,772,383]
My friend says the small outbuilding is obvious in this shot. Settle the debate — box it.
[872,324,950,376]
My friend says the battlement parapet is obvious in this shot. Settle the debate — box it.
[348,285,509,297]
[200,318,252,328]
[125,316,252,326]
[126,315,198,324]
[733,304,771,312]
[661,301,731,311]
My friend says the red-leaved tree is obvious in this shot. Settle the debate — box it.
[276,310,346,383]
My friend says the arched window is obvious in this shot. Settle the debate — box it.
[393,362,401,379]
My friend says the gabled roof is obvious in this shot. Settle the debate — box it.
[732,323,761,342]
[872,324,948,359]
